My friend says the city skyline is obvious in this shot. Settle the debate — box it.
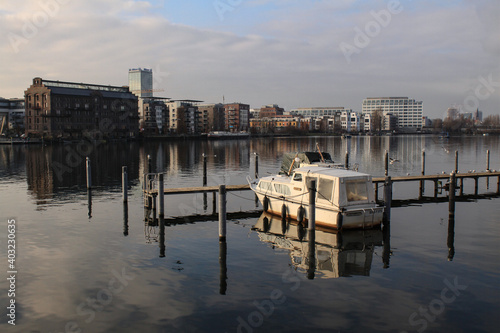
[1,0,499,118]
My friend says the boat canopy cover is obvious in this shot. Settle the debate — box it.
[280,152,333,175]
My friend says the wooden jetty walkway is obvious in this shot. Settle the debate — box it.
[144,171,500,197]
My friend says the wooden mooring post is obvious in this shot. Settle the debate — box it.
[455,151,459,173]
[147,154,152,174]
[219,185,227,242]
[421,150,426,176]
[255,154,259,179]
[449,172,456,217]
[308,179,316,231]
[307,178,317,279]
[158,173,165,218]
[203,154,207,186]
[486,150,490,171]
[345,151,349,170]
[86,157,91,189]
[384,150,389,176]
[122,166,128,203]
[419,150,425,198]
[383,176,392,224]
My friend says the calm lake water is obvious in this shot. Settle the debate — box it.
[0,135,499,333]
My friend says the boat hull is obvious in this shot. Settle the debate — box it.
[254,192,383,230]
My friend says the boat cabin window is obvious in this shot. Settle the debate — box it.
[346,181,368,202]
[258,181,273,192]
[274,183,291,195]
[293,173,302,182]
[318,178,334,203]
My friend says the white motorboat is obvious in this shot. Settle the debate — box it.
[248,152,384,230]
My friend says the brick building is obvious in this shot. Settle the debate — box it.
[259,104,284,118]
[24,77,139,139]
[224,103,249,132]
[198,103,225,133]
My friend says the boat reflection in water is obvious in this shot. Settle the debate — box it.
[252,212,384,279]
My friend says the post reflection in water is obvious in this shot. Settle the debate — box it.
[219,241,227,295]
[87,189,92,219]
[123,202,129,236]
[159,216,165,258]
[307,230,316,280]
[447,215,455,261]
[253,212,384,279]
[382,221,391,269]
[203,192,208,211]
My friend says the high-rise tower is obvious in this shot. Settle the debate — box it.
[128,68,153,98]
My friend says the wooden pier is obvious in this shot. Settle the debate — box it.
[143,171,500,198]
[137,148,499,236]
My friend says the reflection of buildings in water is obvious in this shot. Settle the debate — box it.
[25,146,54,200]
[0,145,26,177]
[141,141,251,180]
[253,212,384,279]
[24,143,140,202]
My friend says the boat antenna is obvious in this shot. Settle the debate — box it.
[287,153,299,176]
[316,143,325,163]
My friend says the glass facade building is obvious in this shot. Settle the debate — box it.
[128,68,153,98]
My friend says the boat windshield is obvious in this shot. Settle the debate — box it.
[345,180,368,202]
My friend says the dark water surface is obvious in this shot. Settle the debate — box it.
[0,135,499,333]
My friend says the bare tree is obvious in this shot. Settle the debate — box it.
[371,108,383,132]
[482,115,500,128]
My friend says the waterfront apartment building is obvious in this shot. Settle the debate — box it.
[140,98,169,134]
[224,103,250,132]
[289,107,345,118]
[259,104,284,118]
[128,68,153,98]
[165,100,202,134]
[24,77,139,139]
[340,110,360,132]
[198,103,225,133]
[362,97,423,129]
[250,115,309,133]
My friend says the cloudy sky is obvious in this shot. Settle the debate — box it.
[1,0,499,118]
